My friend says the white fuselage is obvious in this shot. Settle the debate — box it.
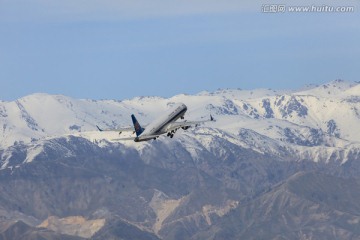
[137,103,187,141]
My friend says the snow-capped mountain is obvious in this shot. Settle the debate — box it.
[1,79,360,168]
[1,79,360,240]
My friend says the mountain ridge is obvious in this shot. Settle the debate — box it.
[1,80,359,158]
[0,80,360,239]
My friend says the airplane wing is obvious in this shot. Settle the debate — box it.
[112,134,161,142]
[111,137,136,141]
[166,115,215,132]
[137,134,162,141]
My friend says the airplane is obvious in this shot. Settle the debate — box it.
[96,103,214,142]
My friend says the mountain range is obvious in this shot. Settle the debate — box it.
[0,79,359,239]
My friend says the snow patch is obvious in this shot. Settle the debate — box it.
[24,144,44,163]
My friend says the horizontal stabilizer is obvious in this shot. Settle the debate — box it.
[96,125,134,132]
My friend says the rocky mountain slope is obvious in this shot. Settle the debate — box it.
[0,79,359,239]
[193,172,360,240]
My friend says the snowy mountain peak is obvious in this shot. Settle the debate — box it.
[1,80,359,167]
[200,87,291,100]
[296,79,358,97]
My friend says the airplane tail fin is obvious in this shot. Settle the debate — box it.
[131,114,144,137]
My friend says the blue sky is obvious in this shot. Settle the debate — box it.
[0,0,359,101]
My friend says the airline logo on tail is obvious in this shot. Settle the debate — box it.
[134,122,141,132]
[131,114,144,136]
